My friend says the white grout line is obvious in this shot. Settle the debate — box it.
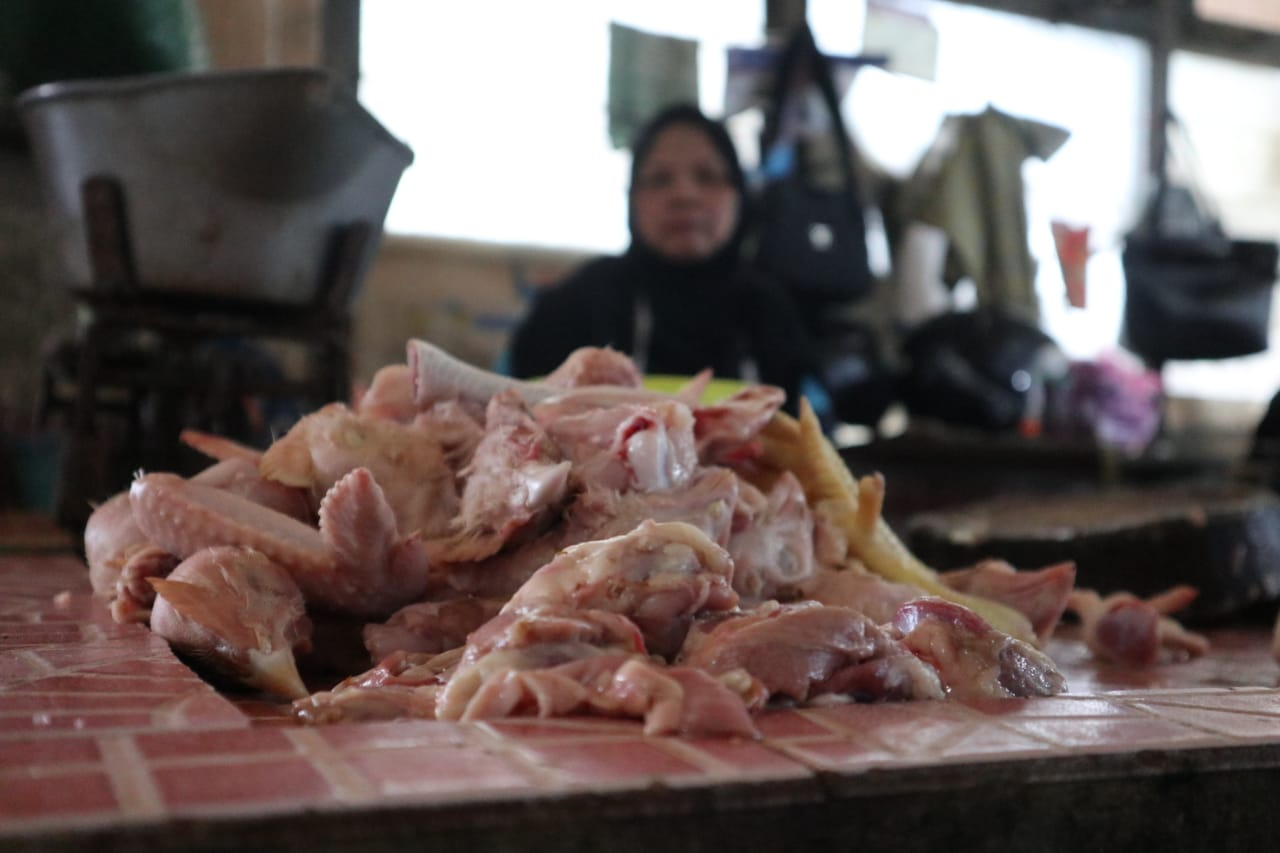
[282,727,379,804]
[97,734,166,819]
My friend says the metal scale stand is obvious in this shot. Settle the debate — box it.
[43,175,370,532]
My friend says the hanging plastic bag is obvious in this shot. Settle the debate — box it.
[749,23,873,304]
[1121,113,1277,365]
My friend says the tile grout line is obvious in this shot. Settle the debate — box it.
[98,734,167,820]
[283,727,379,804]
[654,737,739,776]
[0,649,59,682]
[1121,698,1280,740]
[466,723,586,788]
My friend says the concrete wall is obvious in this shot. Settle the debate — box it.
[351,235,587,387]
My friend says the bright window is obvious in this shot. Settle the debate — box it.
[359,0,765,252]
[361,0,1279,404]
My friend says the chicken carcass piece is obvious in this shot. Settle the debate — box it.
[189,456,315,523]
[412,400,485,472]
[941,559,1076,644]
[540,398,699,493]
[543,346,644,389]
[427,466,741,602]
[891,597,1066,700]
[85,456,313,619]
[679,601,945,703]
[85,490,154,598]
[424,389,571,563]
[148,546,312,700]
[129,466,430,617]
[353,372,486,473]
[294,648,458,724]
[502,519,740,659]
[355,363,419,422]
[258,402,459,539]
[803,565,924,625]
[458,652,763,738]
[727,471,816,604]
[564,466,739,548]
[363,597,505,662]
[435,606,646,720]
[1066,586,1209,667]
[408,337,557,412]
[408,338,685,413]
[296,681,442,725]
[178,429,264,464]
[693,385,787,467]
[109,545,180,624]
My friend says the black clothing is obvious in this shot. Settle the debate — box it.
[507,253,816,412]
[1250,389,1280,493]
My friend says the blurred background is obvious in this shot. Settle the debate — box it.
[1,0,1278,527]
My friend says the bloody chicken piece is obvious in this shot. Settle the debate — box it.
[1067,586,1210,667]
[679,601,946,703]
[891,597,1066,701]
[540,398,699,493]
[423,389,571,563]
[692,385,787,467]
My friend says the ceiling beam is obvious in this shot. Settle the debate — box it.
[947,0,1280,67]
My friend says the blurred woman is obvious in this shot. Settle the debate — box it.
[507,103,816,412]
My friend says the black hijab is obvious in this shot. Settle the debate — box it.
[624,103,749,270]
[621,104,757,378]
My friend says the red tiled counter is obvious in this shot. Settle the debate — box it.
[4,553,1280,852]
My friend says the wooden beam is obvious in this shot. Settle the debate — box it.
[766,0,808,39]
[944,0,1280,68]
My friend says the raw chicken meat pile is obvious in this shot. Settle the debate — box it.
[82,340,1209,738]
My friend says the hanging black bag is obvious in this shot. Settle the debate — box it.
[750,24,873,304]
[1121,113,1277,365]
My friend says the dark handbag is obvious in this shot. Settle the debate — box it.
[1122,115,1277,365]
[750,24,872,303]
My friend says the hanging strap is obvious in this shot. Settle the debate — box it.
[760,23,862,206]
[1144,110,1225,238]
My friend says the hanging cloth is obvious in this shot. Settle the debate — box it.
[896,105,1068,321]
[607,22,699,149]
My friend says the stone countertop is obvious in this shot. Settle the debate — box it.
[3,550,1280,852]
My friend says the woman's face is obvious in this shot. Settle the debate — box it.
[631,124,740,262]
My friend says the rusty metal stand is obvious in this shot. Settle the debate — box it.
[43,176,369,532]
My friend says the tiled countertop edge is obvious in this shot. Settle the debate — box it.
[7,553,1280,851]
[8,740,1280,853]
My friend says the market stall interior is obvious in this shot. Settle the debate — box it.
[2,1,1280,851]
[19,65,412,532]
